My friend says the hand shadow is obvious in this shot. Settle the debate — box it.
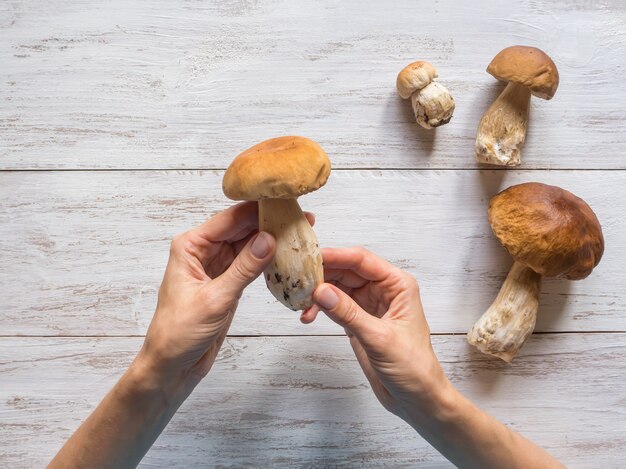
[174,337,412,466]
[476,168,509,201]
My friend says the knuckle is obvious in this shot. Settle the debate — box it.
[352,246,369,257]
[230,257,255,282]
[170,232,189,253]
[398,270,420,293]
[341,300,360,327]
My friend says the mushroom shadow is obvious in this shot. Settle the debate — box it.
[402,97,439,156]
[476,168,509,200]
[384,94,437,158]
[462,342,512,395]
[535,277,573,332]
[461,276,573,396]
[451,169,519,391]
[471,80,507,130]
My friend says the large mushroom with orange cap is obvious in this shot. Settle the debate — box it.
[467,182,604,362]
[475,46,559,166]
[223,136,330,311]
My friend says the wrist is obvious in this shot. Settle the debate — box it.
[122,350,199,409]
[395,352,460,428]
[400,369,462,434]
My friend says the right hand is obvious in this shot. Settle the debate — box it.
[301,247,449,419]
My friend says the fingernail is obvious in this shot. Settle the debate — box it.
[315,285,338,310]
[251,232,272,259]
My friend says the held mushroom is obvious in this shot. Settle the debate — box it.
[396,61,455,129]
[222,136,331,311]
[475,46,559,166]
[467,183,604,362]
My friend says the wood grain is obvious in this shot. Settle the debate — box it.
[1,0,625,169]
[1,335,625,468]
[1,169,624,336]
[2,2,626,466]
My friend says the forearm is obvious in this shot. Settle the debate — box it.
[49,354,197,469]
[404,378,564,469]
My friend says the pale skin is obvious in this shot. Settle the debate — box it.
[50,203,564,469]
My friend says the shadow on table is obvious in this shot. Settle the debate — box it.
[384,93,438,158]
[462,277,572,395]
[188,339,391,466]
[471,80,506,128]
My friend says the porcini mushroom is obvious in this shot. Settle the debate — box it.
[475,46,559,166]
[222,136,330,311]
[396,61,455,129]
[468,183,604,362]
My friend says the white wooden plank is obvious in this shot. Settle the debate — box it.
[1,0,625,169]
[1,335,624,468]
[0,169,624,336]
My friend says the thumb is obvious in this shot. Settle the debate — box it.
[313,283,379,343]
[214,232,275,297]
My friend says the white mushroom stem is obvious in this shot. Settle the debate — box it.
[258,198,323,311]
[467,261,542,362]
[475,82,531,166]
[411,81,455,129]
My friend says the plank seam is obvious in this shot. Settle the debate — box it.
[0,331,624,338]
[1,168,626,173]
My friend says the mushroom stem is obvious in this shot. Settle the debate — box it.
[467,261,542,362]
[475,82,531,166]
[259,198,323,311]
[411,81,455,129]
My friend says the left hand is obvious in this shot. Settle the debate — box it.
[300,247,445,418]
[137,202,305,387]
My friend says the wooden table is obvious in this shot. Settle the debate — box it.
[1,1,625,467]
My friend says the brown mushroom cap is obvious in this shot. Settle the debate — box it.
[396,61,438,99]
[488,182,604,280]
[487,46,559,100]
[223,136,330,201]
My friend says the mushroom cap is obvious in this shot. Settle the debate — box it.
[396,61,438,99]
[488,182,604,280]
[223,136,331,201]
[487,46,559,100]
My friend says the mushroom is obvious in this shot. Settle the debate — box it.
[396,61,455,129]
[222,136,331,311]
[467,183,604,362]
[475,46,559,166]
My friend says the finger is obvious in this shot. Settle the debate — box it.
[300,304,320,324]
[194,202,259,243]
[312,283,379,342]
[213,231,276,297]
[323,268,369,289]
[304,212,315,227]
[321,247,395,282]
[231,231,259,256]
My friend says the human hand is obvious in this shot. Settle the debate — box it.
[137,202,312,388]
[301,247,449,420]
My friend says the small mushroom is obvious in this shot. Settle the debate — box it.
[396,61,455,129]
[467,183,604,362]
[475,46,559,166]
[222,136,330,311]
